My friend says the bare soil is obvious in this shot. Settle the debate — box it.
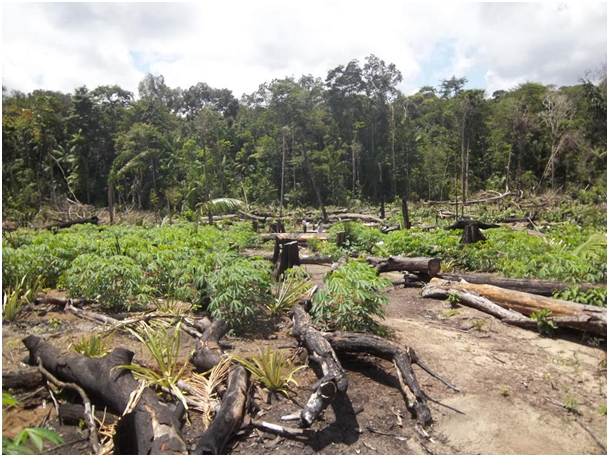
[2,264,607,455]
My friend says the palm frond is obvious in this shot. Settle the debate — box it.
[196,198,244,216]
[573,233,607,260]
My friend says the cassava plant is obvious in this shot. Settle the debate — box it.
[311,260,391,334]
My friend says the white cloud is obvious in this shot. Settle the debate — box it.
[2,2,606,97]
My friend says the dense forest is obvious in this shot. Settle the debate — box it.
[2,55,607,222]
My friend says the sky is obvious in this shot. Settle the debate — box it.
[2,2,607,99]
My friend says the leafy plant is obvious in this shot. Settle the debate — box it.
[230,347,305,396]
[61,254,152,311]
[311,260,391,334]
[446,292,461,307]
[531,309,558,336]
[553,286,607,307]
[3,428,64,455]
[472,320,487,331]
[499,386,510,397]
[2,275,43,322]
[2,394,64,455]
[598,405,607,415]
[269,268,314,315]
[119,322,188,409]
[72,333,112,358]
[207,257,272,331]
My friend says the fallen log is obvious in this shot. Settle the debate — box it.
[194,366,248,454]
[261,232,330,242]
[324,333,455,426]
[366,256,441,276]
[437,273,604,296]
[330,213,384,224]
[190,317,230,373]
[2,368,44,391]
[291,305,348,428]
[23,335,187,455]
[423,278,607,336]
[58,403,119,426]
[45,216,99,230]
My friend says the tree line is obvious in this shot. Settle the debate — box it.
[2,55,607,221]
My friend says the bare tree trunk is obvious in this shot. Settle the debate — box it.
[390,104,397,197]
[108,182,115,225]
[280,126,287,216]
[301,134,328,222]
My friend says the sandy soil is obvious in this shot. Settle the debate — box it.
[2,264,607,455]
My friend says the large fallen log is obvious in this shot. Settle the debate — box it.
[22,335,187,455]
[194,366,248,455]
[366,256,441,276]
[45,216,99,230]
[437,272,604,296]
[290,305,348,428]
[422,278,607,336]
[329,213,384,224]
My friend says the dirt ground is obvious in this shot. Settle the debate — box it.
[2,263,607,455]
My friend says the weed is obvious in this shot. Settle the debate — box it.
[47,318,61,329]
[543,372,551,382]
[472,320,487,331]
[443,309,460,318]
[531,309,558,336]
[598,406,607,415]
[499,386,510,397]
[446,292,461,308]
[187,356,231,427]
[563,395,580,413]
[72,334,113,358]
[231,347,305,396]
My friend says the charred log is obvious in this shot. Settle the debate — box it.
[366,256,441,276]
[194,366,248,455]
[22,335,187,455]
[45,216,99,230]
[191,317,230,373]
[290,305,348,428]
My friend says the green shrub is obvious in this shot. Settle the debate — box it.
[61,254,152,311]
[207,257,272,331]
[553,286,607,307]
[329,222,384,253]
[311,260,391,334]
[531,309,558,337]
[269,268,314,315]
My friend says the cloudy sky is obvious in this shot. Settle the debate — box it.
[2,2,607,98]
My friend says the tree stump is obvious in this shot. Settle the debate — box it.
[446,219,500,244]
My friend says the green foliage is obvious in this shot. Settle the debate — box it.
[499,386,510,397]
[2,395,64,456]
[443,309,460,318]
[598,405,607,415]
[2,393,19,408]
[311,260,391,334]
[306,238,321,253]
[71,333,112,358]
[61,254,152,311]
[531,309,558,336]
[269,268,314,315]
[2,275,43,322]
[329,222,384,254]
[563,395,580,413]
[446,292,461,307]
[3,428,64,455]
[207,257,272,331]
[553,286,607,307]
[119,322,188,409]
[230,347,305,395]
